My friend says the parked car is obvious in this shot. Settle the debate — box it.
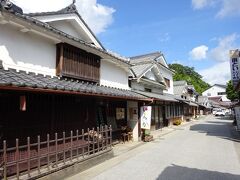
[215,110,225,116]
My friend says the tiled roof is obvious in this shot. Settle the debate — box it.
[0,5,130,66]
[173,85,186,95]
[0,61,146,100]
[133,90,178,102]
[173,81,187,86]
[131,63,153,78]
[130,52,161,64]
[214,84,227,89]
[25,3,78,16]
[129,52,174,74]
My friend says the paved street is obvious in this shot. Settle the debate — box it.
[67,116,240,180]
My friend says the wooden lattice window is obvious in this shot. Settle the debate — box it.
[56,43,101,83]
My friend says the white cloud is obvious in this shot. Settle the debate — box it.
[216,0,240,18]
[76,0,115,34]
[191,0,215,10]
[12,0,115,34]
[199,61,230,85]
[189,45,208,60]
[199,33,239,85]
[192,0,240,18]
[209,33,239,62]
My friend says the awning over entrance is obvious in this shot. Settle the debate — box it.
[0,61,149,101]
[133,90,178,102]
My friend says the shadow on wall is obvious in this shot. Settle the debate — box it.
[189,120,240,143]
[157,164,240,180]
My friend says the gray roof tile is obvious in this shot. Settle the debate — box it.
[130,52,161,64]
[131,63,153,78]
[0,63,146,100]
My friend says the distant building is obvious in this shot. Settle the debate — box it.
[173,80,198,102]
[173,80,198,119]
[202,84,230,102]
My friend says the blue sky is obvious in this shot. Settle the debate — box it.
[14,0,240,85]
[95,0,240,85]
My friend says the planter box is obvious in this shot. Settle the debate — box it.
[144,135,153,142]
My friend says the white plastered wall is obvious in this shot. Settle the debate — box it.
[0,23,56,76]
[49,21,83,40]
[161,67,174,94]
[100,60,130,90]
[202,86,229,102]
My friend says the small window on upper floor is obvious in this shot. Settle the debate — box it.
[145,88,152,92]
[207,93,211,96]
[164,78,170,88]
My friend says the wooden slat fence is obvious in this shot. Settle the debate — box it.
[0,125,112,180]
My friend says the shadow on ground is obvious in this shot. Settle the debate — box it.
[157,164,240,180]
[190,119,240,143]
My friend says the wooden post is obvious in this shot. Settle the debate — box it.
[27,137,31,178]
[55,133,58,167]
[92,128,95,154]
[109,125,112,148]
[81,129,84,158]
[16,139,19,180]
[37,136,40,174]
[101,126,103,151]
[76,130,79,159]
[70,131,73,162]
[3,140,7,180]
[97,127,100,153]
[105,125,108,149]
[47,134,50,170]
[87,128,90,156]
[63,132,65,165]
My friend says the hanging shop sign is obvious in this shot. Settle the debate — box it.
[230,50,240,88]
[140,106,152,130]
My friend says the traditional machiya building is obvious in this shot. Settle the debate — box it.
[0,1,150,179]
[197,96,212,115]
[129,52,184,132]
[173,80,199,120]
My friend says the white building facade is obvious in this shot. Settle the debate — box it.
[202,84,230,102]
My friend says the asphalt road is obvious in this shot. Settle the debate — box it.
[68,116,240,180]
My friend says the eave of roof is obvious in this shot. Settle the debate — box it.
[133,90,178,102]
[0,61,149,101]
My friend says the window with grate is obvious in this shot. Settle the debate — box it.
[56,43,100,83]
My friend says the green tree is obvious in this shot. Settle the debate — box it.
[169,63,210,94]
[226,80,239,101]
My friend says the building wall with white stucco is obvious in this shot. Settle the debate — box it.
[100,60,130,90]
[160,67,174,94]
[49,21,83,40]
[202,85,230,102]
[0,23,56,76]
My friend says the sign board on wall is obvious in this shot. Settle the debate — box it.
[140,106,152,130]
[230,50,240,88]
